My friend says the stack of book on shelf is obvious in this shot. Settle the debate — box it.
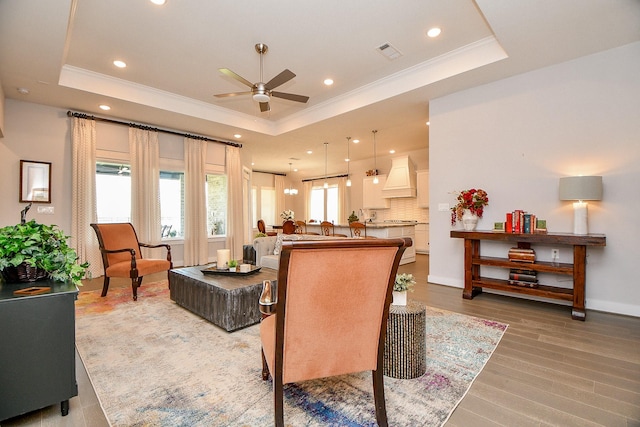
[508,268,538,288]
[508,246,536,263]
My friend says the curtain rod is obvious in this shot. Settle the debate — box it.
[253,170,286,176]
[66,110,242,148]
[302,173,348,182]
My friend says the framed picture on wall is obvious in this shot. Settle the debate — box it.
[20,160,51,203]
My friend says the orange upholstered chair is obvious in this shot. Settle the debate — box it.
[260,237,410,427]
[91,223,172,301]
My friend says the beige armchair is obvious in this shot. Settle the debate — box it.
[260,237,410,426]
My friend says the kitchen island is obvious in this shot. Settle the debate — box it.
[306,222,416,265]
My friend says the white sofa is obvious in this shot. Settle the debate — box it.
[253,234,347,270]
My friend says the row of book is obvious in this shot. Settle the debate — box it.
[508,268,539,288]
[505,210,547,234]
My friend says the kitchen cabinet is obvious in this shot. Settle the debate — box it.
[0,280,78,420]
[373,225,416,264]
[363,175,390,209]
[416,170,429,208]
[415,223,429,253]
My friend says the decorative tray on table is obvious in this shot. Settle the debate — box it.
[201,264,262,276]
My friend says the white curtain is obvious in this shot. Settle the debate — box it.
[129,127,161,257]
[71,117,102,278]
[304,181,313,222]
[183,137,208,266]
[338,176,347,225]
[226,146,244,261]
[275,175,285,220]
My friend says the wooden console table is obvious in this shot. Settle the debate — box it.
[450,230,606,320]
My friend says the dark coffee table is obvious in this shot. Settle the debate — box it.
[169,266,277,332]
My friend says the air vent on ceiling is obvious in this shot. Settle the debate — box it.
[376,42,403,60]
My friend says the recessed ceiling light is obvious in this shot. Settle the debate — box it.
[427,27,441,38]
[16,87,30,95]
[324,78,334,86]
[389,150,395,154]
[234,134,242,138]
[345,158,350,162]
[307,150,313,154]
[426,121,430,126]
[251,162,255,166]
[294,168,298,172]
[353,139,359,144]
[99,105,111,111]
[150,0,166,4]
[113,60,127,68]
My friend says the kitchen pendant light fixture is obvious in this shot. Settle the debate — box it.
[323,142,329,189]
[372,130,379,184]
[346,136,352,187]
[284,162,298,195]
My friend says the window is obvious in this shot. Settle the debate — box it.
[260,188,276,226]
[160,171,184,238]
[206,174,227,236]
[309,184,338,223]
[96,162,131,223]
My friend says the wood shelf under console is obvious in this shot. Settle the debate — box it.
[450,230,606,320]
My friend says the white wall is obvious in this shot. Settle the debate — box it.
[429,41,640,317]
[0,101,72,229]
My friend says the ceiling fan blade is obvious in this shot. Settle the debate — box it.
[271,91,310,103]
[259,102,270,112]
[218,68,254,88]
[265,69,296,90]
[214,91,252,98]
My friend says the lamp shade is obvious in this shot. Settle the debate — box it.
[559,176,603,201]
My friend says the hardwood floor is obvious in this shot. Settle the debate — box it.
[399,256,640,427]
[3,255,638,426]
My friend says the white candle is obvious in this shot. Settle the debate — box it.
[217,249,230,268]
[573,202,588,235]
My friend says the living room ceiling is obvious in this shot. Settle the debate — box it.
[1,0,639,178]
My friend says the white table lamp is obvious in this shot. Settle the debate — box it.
[559,176,602,235]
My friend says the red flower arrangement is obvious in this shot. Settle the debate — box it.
[451,188,489,225]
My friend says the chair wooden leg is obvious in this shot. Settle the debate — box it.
[261,349,270,381]
[274,375,284,427]
[131,277,142,301]
[372,369,388,427]
[100,276,111,297]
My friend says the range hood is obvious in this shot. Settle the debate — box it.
[382,155,417,198]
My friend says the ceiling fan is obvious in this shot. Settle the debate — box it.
[214,43,309,113]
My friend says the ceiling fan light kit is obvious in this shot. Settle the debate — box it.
[215,43,309,112]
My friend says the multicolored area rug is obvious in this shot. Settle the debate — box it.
[75,281,507,427]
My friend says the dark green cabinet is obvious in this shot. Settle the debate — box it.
[0,280,78,421]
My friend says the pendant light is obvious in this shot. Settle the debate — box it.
[323,142,329,189]
[284,162,298,195]
[372,130,379,184]
[345,136,352,187]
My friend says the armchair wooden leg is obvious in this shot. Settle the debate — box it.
[274,376,284,427]
[372,369,388,427]
[131,277,142,301]
[101,276,111,297]
[261,349,270,381]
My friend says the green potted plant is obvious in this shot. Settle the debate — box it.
[0,220,89,286]
[392,273,416,306]
[228,259,238,272]
[348,211,359,223]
